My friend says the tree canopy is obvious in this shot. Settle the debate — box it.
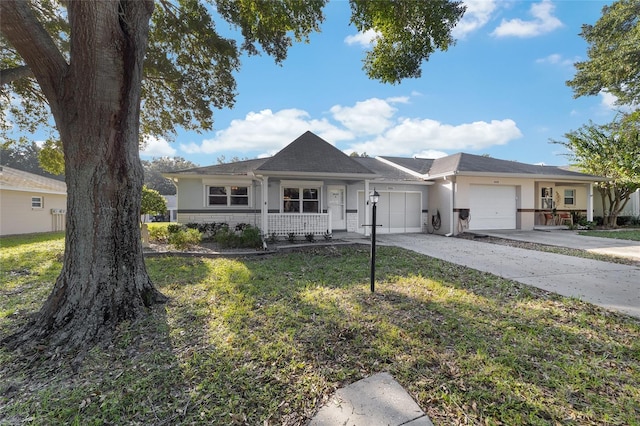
[0,0,466,352]
[2,0,466,143]
[552,114,640,226]
[141,185,168,220]
[567,0,640,106]
[142,157,197,195]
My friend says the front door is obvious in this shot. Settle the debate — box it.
[327,185,346,230]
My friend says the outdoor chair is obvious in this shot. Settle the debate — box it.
[544,213,556,225]
[558,212,573,226]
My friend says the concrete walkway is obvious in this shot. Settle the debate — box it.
[377,232,640,319]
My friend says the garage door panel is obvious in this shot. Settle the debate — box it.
[469,185,516,230]
[358,191,422,233]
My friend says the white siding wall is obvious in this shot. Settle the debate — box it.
[0,190,67,236]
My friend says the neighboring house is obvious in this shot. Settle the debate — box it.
[0,166,67,236]
[164,131,604,237]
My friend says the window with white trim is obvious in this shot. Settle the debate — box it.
[31,196,43,209]
[207,185,249,207]
[283,186,320,213]
[564,189,575,206]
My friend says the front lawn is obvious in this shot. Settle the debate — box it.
[579,229,640,241]
[1,233,639,425]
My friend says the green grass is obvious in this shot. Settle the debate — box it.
[579,229,640,241]
[2,234,640,425]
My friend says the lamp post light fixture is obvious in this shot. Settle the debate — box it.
[369,189,380,293]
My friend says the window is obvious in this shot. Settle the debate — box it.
[207,186,249,207]
[31,196,43,209]
[283,186,319,213]
[540,187,553,209]
[564,189,575,205]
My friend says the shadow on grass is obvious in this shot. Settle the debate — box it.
[2,245,639,425]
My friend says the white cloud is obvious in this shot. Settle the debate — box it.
[492,0,562,38]
[600,91,618,111]
[140,136,176,157]
[349,118,523,157]
[453,0,497,39]
[180,109,352,157]
[330,97,408,135]
[177,97,522,160]
[344,29,379,47]
[535,53,577,68]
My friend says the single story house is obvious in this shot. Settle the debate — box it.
[0,165,67,236]
[164,131,604,237]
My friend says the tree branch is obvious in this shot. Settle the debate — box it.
[0,0,68,99]
[0,64,34,85]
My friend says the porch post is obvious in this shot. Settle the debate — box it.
[587,182,593,222]
[261,176,269,236]
[364,179,371,236]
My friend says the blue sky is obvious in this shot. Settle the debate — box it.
[141,0,618,167]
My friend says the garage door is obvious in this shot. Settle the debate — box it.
[468,185,516,230]
[358,191,422,234]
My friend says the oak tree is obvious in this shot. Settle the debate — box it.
[1,0,465,351]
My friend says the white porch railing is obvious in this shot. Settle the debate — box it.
[267,213,331,236]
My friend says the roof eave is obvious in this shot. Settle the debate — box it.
[255,170,378,180]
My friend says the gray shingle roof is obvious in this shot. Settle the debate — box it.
[167,158,268,176]
[382,153,602,180]
[0,166,67,193]
[378,156,433,175]
[352,157,423,181]
[430,153,601,178]
[256,131,375,175]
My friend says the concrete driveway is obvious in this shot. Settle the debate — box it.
[376,232,640,319]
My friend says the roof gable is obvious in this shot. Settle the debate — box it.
[256,131,374,175]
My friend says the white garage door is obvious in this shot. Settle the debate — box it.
[358,191,422,234]
[468,185,516,230]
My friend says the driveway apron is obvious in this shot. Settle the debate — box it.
[376,233,640,319]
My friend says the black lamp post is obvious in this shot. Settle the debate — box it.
[369,189,379,293]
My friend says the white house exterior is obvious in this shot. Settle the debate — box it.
[165,131,605,237]
[0,166,67,236]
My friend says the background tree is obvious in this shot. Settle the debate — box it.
[1,0,465,352]
[0,139,63,180]
[566,0,640,107]
[140,185,168,221]
[142,157,197,195]
[552,115,640,227]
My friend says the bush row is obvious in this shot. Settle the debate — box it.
[148,222,263,250]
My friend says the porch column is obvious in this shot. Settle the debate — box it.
[261,176,269,236]
[587,183,593,222]
[364,179,371,236]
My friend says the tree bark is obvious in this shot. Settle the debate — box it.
[1,0,166,351]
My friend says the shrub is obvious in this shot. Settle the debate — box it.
[168,228,201,250]
[215,224,264,249]
[148,226,169,243]
[167,223,185,234]
[287,233,296,243]
[240,225,264,249]
[305,233,315,242]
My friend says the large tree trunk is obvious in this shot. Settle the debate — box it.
[2,1,166,351]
